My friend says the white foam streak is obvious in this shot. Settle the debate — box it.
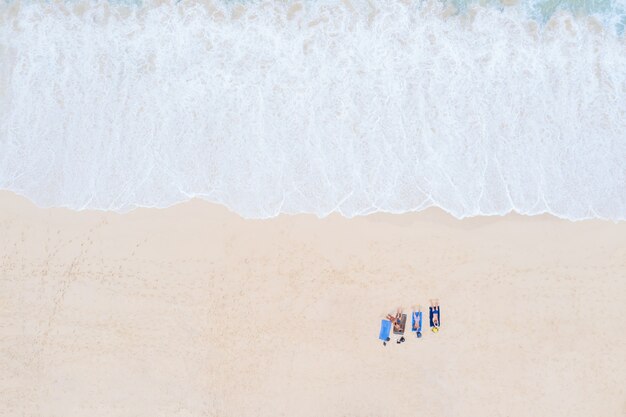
[1,1,625,219]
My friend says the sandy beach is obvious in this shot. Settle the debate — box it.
[0,190,625,417]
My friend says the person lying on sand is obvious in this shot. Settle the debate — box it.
[412,305,423,338]
[386,308,403,332]
[386,308,406,343]
[429,299,440,333]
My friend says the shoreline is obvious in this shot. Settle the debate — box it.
[3,188,624,223]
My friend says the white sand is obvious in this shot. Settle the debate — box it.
[1,191,625,417]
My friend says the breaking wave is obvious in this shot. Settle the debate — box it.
[1,0,625,219]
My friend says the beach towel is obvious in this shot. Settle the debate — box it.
[393,314,407,335]
[411,311,422,333]
[379,319,391,341]
[429,306,441,327]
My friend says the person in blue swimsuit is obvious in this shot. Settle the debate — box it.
[429,299,440,333]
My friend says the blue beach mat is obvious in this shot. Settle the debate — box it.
[379,319,391,341]
[411,311,422,333]
[429,307,441,327]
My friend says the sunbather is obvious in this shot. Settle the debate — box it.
[386,308,406,343]
[386,308,403,333]
[429,299,440,333]
[412,306,423,338]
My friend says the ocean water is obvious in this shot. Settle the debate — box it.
[0,0,625,220]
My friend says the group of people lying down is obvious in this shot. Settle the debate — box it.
[380,299,440,346]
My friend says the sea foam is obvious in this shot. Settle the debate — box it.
[1,0,625,220]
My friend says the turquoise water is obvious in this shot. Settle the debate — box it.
[450,0,616,16]
[437,0,625,34]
